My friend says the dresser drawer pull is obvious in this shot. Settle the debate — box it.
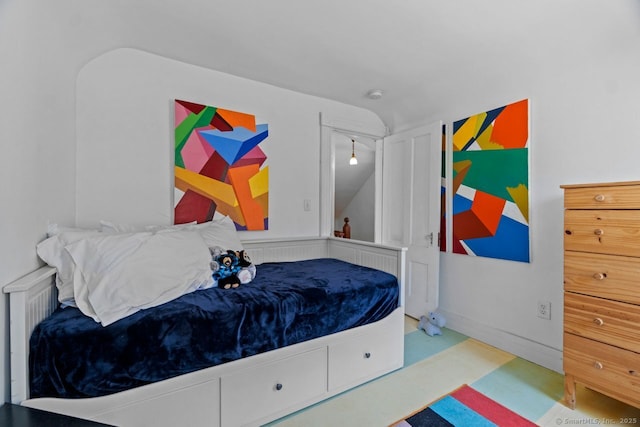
[275,383,283,391]
[364,352,371,359]
[594,229,604,236]
[592,272,606,280]
[593,317,604,326]
[594,194,606,202]
[594,361,604,370]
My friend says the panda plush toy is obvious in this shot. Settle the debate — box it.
[209,247,256,289]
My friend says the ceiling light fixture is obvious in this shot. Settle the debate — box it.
[349,139,358,165]
[366,89,383,100]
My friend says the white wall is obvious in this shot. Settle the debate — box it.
[433,39,640,372]
[0,0,147,402]
[3,0,640,403]
[0,2,79,402]
[0,43,383,403]
[75,48,385,238]
[335,172,376,242]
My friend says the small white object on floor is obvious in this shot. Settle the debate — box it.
[418,311,446,336]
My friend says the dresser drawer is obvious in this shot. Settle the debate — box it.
[564,209,640,257]
[220,347,327,426]
[564,333,640,407]
[563,182,640,209]
[564,251,640,305]
[564,292,640,353]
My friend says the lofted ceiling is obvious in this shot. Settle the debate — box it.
[113,0,640,131]
[83,0,635,222]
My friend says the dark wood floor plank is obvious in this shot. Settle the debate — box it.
[0,403,115,427]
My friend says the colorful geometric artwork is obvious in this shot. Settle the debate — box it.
[174,100,269,230]
[451,99,529,262]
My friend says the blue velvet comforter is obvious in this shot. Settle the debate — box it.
[29,258,399,399]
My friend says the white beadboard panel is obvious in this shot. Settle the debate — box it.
[359,250,399,277]
[327,244,358,265]
[243,238,328,265]
[3,266,57,404]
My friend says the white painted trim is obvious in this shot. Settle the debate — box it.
[318,113,386,241]
[319,113,387,139]
[3,266,57,404]
[319,124,335,238]
[439,309,563,374]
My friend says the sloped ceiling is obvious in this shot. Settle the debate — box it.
[112,0,640,131]
[68,0,633,219]
[334,134,376,216]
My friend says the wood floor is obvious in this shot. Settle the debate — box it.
[267,316,640,426]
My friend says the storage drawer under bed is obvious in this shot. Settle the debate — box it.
[220,347,327,426]
[328,312,403,391]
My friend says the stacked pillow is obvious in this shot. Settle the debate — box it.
[37,216,245,326]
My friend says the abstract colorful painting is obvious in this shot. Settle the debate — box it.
[451,99,529,262]
[174,100,269,230]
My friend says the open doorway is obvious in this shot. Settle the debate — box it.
[332,133,376,242]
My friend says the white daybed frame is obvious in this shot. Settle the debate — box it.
[4,237,406,427]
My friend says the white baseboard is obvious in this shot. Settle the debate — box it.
[439,309,563,374]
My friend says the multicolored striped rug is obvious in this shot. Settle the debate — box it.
[390,384,537,426]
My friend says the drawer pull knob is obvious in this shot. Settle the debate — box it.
[594,229,604,236]
[275,383,283,391]
[594,361,604,370]
[594,194,606,202]
[592,272,606,280]
[593,317,604,326]
[364,352,371,359]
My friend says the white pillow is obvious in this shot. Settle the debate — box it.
[99,220,197,233]
[100,216,242,250]
[67,231,153,322]
[36,229,102,306]
[99,220,142,233]
[66,230,214,326]
[47,223,99,237]
[188,215,244,250]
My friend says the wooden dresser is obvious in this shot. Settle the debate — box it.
[562,181,640,409]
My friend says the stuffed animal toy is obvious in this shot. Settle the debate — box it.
[418,310,446,336]
[209,247,256,289]
[234,250,257,285]
[210,248,240,289]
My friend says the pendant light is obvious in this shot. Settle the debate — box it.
[349,139,358,165]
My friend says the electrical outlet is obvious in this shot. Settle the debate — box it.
[537,301,551,320]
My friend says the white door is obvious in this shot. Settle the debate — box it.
[381,121,442,319]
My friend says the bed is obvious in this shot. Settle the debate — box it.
[4,234,406,426]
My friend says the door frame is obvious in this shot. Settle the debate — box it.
[319,114,386,241]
